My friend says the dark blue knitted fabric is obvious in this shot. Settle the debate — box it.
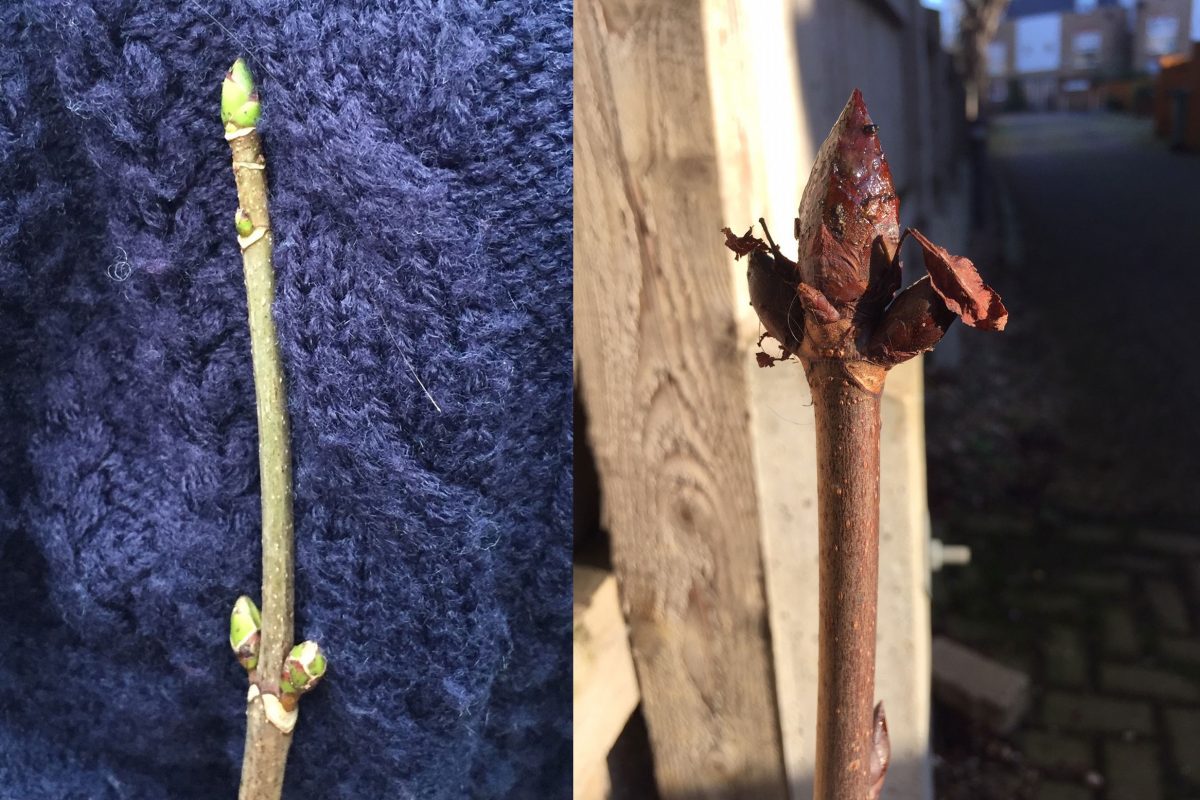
[0,2,571,798]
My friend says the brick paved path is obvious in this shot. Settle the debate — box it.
[936,515,1200,799]
[928,114,1200,800]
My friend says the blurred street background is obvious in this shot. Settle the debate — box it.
[928,1,1200,795]
[930,108,1200,800]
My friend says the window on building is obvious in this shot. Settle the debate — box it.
[988,42,1007,76]
[1145,16,1180,57]
[1075,0,1097,11]
[1073,31,1101,69]
[1015,15,1062,74]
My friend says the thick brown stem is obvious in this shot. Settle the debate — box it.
[808,360,882,800]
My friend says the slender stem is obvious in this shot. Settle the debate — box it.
[231,125,295,700]
[227,112,296,800]
[807,360,881,800]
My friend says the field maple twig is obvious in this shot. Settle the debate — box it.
[221,58,326,800]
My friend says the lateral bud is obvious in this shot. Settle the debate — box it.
[279,640,327,709]
[868,701,890,800]
[229,595,262,672]
[235,208,254,237]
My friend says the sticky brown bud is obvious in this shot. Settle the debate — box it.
[794,89,900,312]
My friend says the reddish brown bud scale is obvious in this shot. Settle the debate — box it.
[861,235,902,318]
[747,249,805,355]
[867,276,956,366]
[908,228,1008,331]
[721,226,767,259]
[797,281,840,325]
[868,701,891,800]
[808,224,868,306]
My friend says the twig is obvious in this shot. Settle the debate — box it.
[222,58,326,800]
[725,89,1007,800]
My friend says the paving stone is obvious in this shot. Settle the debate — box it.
[1065,523,1121,545]
[1165,708,1200,783]
[991,648,1036,677]
[1100,663,1199,701]
[1007,590,1084,617]
[1042,692,1153,734]
[1066,571,1130,594]
[1146,579,1191,634]
[958,513,1035,537]
[1137,528,1200,556]
[1160,636,1200,665]
[1106,554,1168,574]
[1022,730,1093,771]
[943,616,1014,648]
[1045,625,1088,688]
[1104,740,1162,800]
[933,636,1030,733]
[1102,607,1140,657]
[1035,780,1092,800]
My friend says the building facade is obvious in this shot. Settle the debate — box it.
[983,0,1200,111]
[1134,0,1194,72]
[987,0,1131,110]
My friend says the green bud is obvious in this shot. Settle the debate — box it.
[230,595,262,671]
[221,58,261,128]
[280,640,327,695]
[235,208,254,237]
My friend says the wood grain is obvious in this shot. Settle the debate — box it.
[574,1,788,796]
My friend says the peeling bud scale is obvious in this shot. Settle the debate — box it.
[906,228,1008,331]
[724,89,1007,378]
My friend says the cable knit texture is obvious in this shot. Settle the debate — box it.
[0,2,571,797]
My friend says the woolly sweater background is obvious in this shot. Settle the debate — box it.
[0,2,571,798]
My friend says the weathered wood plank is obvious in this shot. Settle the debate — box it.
[574,0,788,796]
[573,565,640,800]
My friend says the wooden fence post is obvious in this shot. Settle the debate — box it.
[574,1,788,796]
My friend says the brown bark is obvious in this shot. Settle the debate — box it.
[807,360,882,800]
[238,697,293,800]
